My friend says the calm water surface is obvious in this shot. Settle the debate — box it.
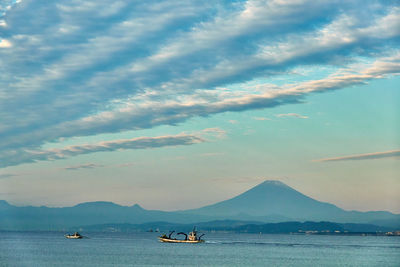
[0,231,399,266]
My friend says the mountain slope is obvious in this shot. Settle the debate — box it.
[183,180,399,223]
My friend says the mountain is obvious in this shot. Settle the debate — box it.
[183,180,400,224]
[0,180,399,230]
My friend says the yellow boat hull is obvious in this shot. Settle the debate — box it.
[158,237,204,243]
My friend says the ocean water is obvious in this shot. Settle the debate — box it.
[0,231,399,266]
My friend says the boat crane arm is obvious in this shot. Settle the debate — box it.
[177,232,188,240]
[168,231,175,239]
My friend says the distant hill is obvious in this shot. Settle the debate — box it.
[0,200,212,231]
[0,180,399,231]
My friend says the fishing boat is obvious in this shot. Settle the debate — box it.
[159,227,205,243]
[65,232,83,239]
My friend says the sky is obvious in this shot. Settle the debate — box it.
[0,0,399,213]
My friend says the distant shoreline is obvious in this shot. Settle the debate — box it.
[1,229,399,237]
[2,220,399,236]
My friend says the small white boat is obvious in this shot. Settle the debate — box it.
[159,227,205,243]
[65,232,83,239]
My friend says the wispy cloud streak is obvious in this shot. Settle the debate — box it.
[276,113,308,119]
[314,150,400,162]
[253,117,271,121]
[0,133,205,168]
[63,163,103,171]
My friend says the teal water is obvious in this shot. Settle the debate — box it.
[0,231,399,266]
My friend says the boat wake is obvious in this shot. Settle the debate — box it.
[204,240,398,249]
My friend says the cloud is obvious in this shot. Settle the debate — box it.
[114,162,136,168]
[253,117,271,121]
[276,113,309,119]
[63,163,103,171]
[199,128,227,139]
[37,53,398,140]
[0,132,205,168]
[0,39,11,48]
[314,150,400,162]
[0,0,399,168]
[0,54,399,169]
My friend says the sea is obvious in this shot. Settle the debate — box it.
[0,231,399,266]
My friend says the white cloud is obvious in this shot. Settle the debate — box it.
[0,39,12,48]
[276,113,308,119]
[198,128,227,139]
[253,117,271,121]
